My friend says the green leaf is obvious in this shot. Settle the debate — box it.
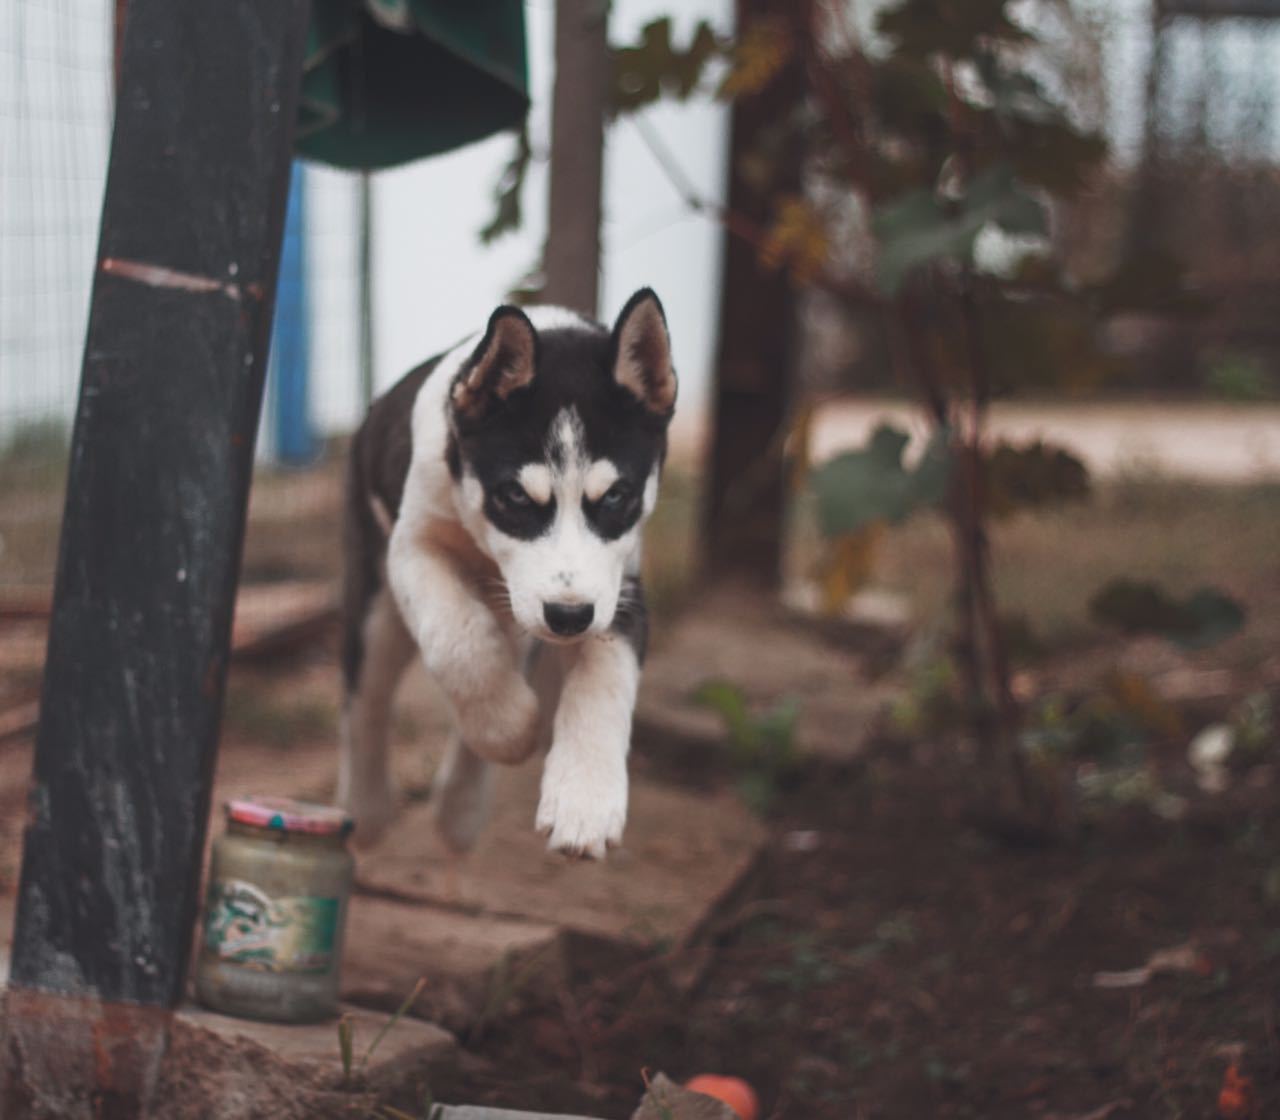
[963,163,1048,236]
[736,771,777,815]
[691,679,754,748]
[877,0,1031,58]
[1180,590,1249,650]
[871,164,1046,294]
[872,54,948,125]
[693,682,802,813]
[1089,579,1246,651]
[810,424,951,536]
[911,427,952,507]
[983,63,1060,126]
[982,439,1089,517]
[610,18,720,116]
[756,697,800,759]
[1004,119,1108,195]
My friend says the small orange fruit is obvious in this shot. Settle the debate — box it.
[684,1074,760,1120]
[1217,1062,1255,1120]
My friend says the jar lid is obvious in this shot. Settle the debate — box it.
[225,795,353,837]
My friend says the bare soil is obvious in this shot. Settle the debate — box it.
[4,455,1279,1119]
[445,725,1280,1120]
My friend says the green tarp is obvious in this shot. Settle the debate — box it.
[297,0,528,170]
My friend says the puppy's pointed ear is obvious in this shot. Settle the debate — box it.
[610,288,677,418]
[451,306,537,420]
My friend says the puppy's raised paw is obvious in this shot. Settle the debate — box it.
[535,749,627,860]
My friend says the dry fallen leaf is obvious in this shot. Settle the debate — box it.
[758,195,830,283]
[1091,942,1212,989]
[813,525,885,613]
[1045,1100,1132,1120]
[718,18,792,100]
[633,1071,740,1120]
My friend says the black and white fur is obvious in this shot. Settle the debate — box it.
[338,290,676,859]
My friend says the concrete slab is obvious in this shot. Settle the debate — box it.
[177,1000,455,1091]
[355,758,765,947]
[341,896,560,1031]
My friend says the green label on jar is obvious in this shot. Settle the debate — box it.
[202,878,339,974]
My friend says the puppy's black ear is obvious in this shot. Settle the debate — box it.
[610,288,677,418]
[451,306,537,420]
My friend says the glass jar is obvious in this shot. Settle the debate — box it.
[195,796,354,1023]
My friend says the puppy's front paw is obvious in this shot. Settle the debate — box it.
[535,748,628,860]
[457,673,540,764]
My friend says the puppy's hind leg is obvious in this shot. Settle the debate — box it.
[432,736,492,857]
[339,586,415,845]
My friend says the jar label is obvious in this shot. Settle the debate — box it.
[202,878,340,974]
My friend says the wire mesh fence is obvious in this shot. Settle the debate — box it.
[0,0,111,590]
[0,0,366,600]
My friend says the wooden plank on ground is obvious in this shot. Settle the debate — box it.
[0,702,39,746]
[229,581,337,661]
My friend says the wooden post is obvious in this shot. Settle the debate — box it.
[701,0,807,591]
[2,0,309,1113]
[542,0,609,316]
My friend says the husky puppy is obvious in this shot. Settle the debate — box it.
[337,290,676,859]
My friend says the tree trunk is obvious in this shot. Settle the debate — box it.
[543,0,609,316]
[701,0,807,591]
[1128,3,1171,263]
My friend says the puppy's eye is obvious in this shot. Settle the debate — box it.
[495,481,532,508]
[599,482,632,509]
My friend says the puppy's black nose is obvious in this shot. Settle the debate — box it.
[544,601,594,636]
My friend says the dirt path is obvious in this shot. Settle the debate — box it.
[811,400,1280,481]
[671,400,1280,482]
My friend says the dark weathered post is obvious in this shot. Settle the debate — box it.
[1,0,309,1114]
[701,0,807,590]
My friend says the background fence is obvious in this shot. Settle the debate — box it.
[6,0,1280,596]
[0,0,369,595]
